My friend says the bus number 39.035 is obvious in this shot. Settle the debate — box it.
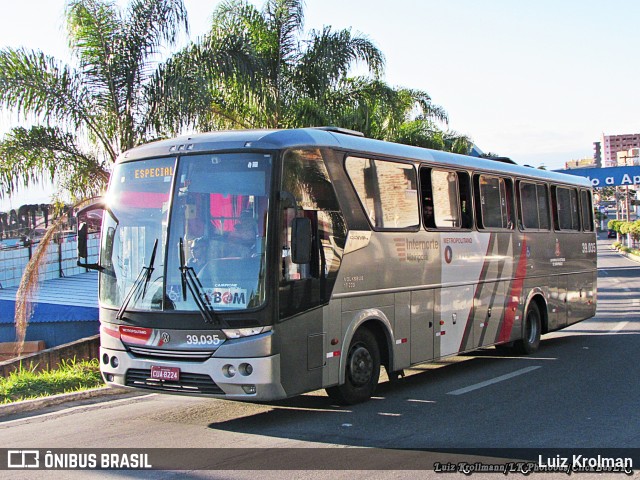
[186,335,222,346]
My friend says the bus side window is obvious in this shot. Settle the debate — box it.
[279,149,347,319]
[519,181,551,231]
[346,157,419,230]
[420,168,436,228]
[475,174,514,230]
[580,189,594,231]
[458,172,473,229]
[420,168,472,230]
[554,186,580,231]
[537,184,551,230]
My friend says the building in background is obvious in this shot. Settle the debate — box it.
[593,141,602,168]
[602,133,640,167]
[565,157,596,169]
[564,141,603,170]
[616,148,640,166]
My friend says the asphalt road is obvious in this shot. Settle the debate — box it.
[1,234,639,479]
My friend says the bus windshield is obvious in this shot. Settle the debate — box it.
[100,153,272,314]
[165,153,271,312]
[100,157,175,310]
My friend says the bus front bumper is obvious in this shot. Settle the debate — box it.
[99,346,287,401]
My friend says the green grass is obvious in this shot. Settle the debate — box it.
[0,358,104,404]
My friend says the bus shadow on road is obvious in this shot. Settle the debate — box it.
[206,331,639,449]
[203,352,542,445]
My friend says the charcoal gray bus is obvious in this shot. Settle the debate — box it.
[78,127,597,404]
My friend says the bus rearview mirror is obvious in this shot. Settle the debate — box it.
[291,217,312,264]
[77,222,88,259]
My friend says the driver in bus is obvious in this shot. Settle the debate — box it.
[228,212,258,258]
[192,215,259,290]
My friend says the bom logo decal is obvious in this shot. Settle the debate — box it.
[205,288,248,308]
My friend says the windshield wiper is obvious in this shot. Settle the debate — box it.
[178,237,220,325]
[115,239,158,320]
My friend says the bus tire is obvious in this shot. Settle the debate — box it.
[326,328,380,405]
[513,302,541,355]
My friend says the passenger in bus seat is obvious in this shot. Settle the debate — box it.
[423,196,435,228]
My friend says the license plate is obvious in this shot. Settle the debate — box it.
[150,366,180,381]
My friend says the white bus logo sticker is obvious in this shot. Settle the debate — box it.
[204,287,248,308]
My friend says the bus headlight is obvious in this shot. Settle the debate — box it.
[222,326,272,339]
[222,364,236,378]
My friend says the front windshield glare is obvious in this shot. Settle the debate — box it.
[165,153,271,312]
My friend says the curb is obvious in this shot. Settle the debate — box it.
[0,386,141,418]
[609,244,640,263]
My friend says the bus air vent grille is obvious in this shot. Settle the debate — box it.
[125,369,224,395]
[127,346,213,362]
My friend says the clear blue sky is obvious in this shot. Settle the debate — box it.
[1,0,638,210]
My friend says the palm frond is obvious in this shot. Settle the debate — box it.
[146,28,261,134]
[0,48,85,126]
[264,0,304,63]
[298,27,384,96]
[0,126,108,199]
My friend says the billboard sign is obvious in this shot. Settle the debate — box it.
[554,166,640,188]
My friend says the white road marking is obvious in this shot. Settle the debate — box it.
[447,366,541,396]
[611,322,629,333]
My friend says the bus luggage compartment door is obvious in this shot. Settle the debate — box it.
[435,285,473,358]
[410,289,435,364]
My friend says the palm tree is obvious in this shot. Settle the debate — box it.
[0,0,193,355]
[158,0,385,133]
[314,76,472,153]
[157,0,470,153]
[0,0,259,355]
[0,0,193,200]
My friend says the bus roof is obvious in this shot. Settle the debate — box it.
[119,128,592,188]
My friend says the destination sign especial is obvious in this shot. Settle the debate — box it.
[133,166,174,180]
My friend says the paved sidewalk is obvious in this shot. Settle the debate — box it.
[0,386,146,418]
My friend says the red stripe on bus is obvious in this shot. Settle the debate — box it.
[499,238,528,342]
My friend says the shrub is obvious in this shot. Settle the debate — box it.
[608,219,623,232]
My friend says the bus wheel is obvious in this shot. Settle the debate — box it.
[513,302,541,355]
[326,328,380,405]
